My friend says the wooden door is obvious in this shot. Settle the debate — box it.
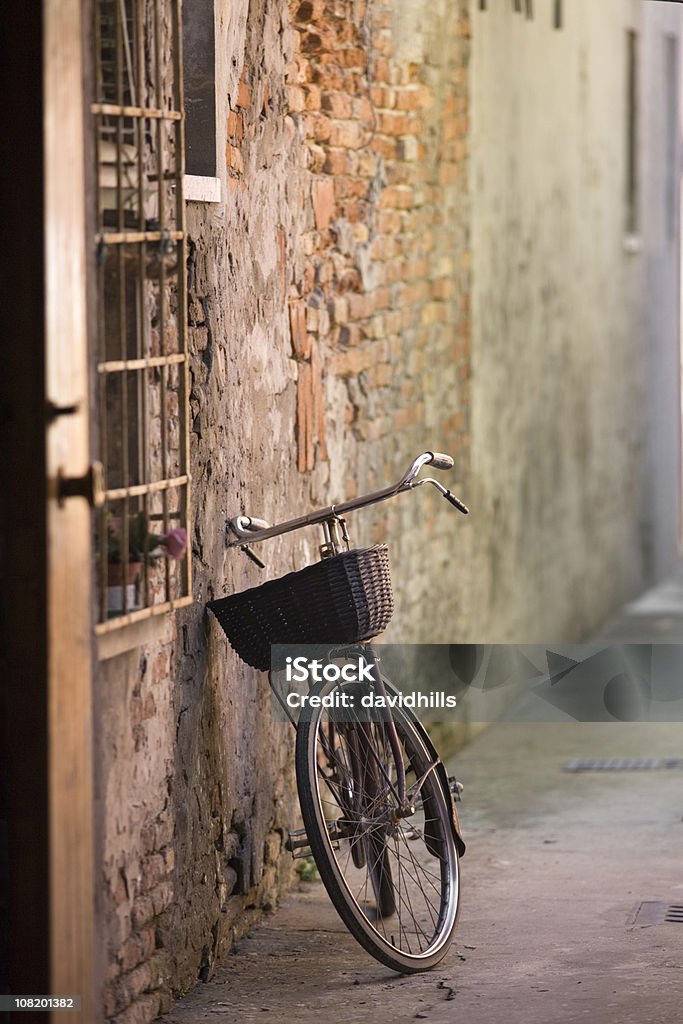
[44,1,97,1020]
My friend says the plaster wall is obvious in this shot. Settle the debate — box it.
[468,0,682,642]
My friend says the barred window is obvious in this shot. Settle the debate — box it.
[625,29,639,236]
[93,0,192,629]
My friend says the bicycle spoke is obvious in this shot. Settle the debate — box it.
[389,840,443,919]
[389,830,445,888]
[391,846,430,948]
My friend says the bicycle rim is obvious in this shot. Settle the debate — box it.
[295,677,460,973]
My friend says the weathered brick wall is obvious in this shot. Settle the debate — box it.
[99,1,472,1021]
[284,0,473,638]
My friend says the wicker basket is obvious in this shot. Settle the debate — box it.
[207,545,394,671]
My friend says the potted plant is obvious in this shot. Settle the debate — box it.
[107,512,188,614]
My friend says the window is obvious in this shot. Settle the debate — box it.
[92,0,192,630]
[665,34,678,240]
[625,29,639,236]
[183,0,221,202]
[554,1,562,31]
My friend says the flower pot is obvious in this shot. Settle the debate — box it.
[107,561,142,615]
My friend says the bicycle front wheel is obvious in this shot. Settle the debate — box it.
[295,676,460,973]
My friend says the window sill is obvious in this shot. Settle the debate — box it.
[184,174,221,203]
[97,615,168,660]
[96,596,192,660]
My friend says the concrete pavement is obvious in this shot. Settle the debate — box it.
[593,566,683,643]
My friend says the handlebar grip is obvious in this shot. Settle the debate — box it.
[443,490,469,515]
[244,516,271,531]
[428,452,455,471]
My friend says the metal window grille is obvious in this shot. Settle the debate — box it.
[665,34,678,239]
[93,0,192,630]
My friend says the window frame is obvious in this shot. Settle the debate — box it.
[92,0,193,635]
[182,0,221,204]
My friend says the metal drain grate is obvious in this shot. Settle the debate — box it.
[563,757,683,773]
[629,902,683,927]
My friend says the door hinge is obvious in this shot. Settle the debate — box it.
[55,461,105,508]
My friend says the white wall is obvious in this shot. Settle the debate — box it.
[640,1,683,579]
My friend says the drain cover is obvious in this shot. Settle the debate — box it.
[563,757,683,773]
[629,902,683,927]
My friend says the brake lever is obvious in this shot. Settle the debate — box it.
[240,544,266,569]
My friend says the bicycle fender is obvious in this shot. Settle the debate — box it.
[401,707,466,859]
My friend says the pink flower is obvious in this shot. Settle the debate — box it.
[158,527,188,560]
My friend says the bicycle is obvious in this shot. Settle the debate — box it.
[208,451,468,973]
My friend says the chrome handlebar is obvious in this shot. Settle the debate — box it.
[397,451,453,487]
[228,451,468,549]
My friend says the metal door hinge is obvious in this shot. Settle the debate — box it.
[46,399,81,423]
[55,461,105,508]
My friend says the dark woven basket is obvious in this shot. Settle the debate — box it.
[207,545,394,671]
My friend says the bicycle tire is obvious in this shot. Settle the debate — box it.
[295,675,460,973]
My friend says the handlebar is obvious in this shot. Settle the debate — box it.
[228,450,468,547]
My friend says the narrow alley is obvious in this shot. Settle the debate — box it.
[5,1,683,1022]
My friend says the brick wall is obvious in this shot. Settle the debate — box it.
[285,0,473,638]
[99,1,472,1020]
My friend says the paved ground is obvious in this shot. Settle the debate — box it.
[166,578,683,1024]
[595,564,683,643]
